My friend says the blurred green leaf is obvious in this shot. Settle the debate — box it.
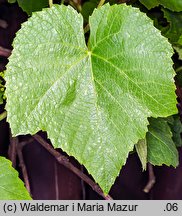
[173,36,182,60]
[147,118,179,167]
[0,157,32,200]
[167,115,182,147]
[139,0,182,12]
[8,0,16,3]
[9,0,49,15]
[81,0,99,22]
[162,9,182,44]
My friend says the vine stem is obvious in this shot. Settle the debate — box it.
[33,134,113,200]
[16,141,31,194]
[98,0,106,8]
[69,0,82,12]
[8,134,18,168]
[0,19,8,29]
[49,0,53,7]
[143,163,156,193]
[0,46,11,58]
[0,111,7,121]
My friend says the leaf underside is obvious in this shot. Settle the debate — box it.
[5,4,177,194]
[0,157,31,200]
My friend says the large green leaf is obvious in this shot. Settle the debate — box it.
[0,157,31,200]
[139,0,182,12]
[147,118,178,167]
[9,0,49,15]
[5,4,177,194]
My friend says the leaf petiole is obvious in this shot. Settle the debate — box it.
[49,0,53,7]
[0,111,7,121]
[97,0,106,8]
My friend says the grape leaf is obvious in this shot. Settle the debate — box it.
[162,9,182,44]
[147,118,178,167]
[10,0,49,15]
[5,4,177,194]
[139,0,182,12]
[0,157,31,200]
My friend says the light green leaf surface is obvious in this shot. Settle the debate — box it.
[135,139,147,170]
[5,4,177,193]
[147,118,178,167]
[139,0,182,12]
[0,157,31,200]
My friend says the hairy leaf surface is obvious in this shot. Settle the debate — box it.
[0,157,31,200]
[5,4,177,193]
[147,118,178,167]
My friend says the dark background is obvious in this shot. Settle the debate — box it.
[0,0,182,200]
